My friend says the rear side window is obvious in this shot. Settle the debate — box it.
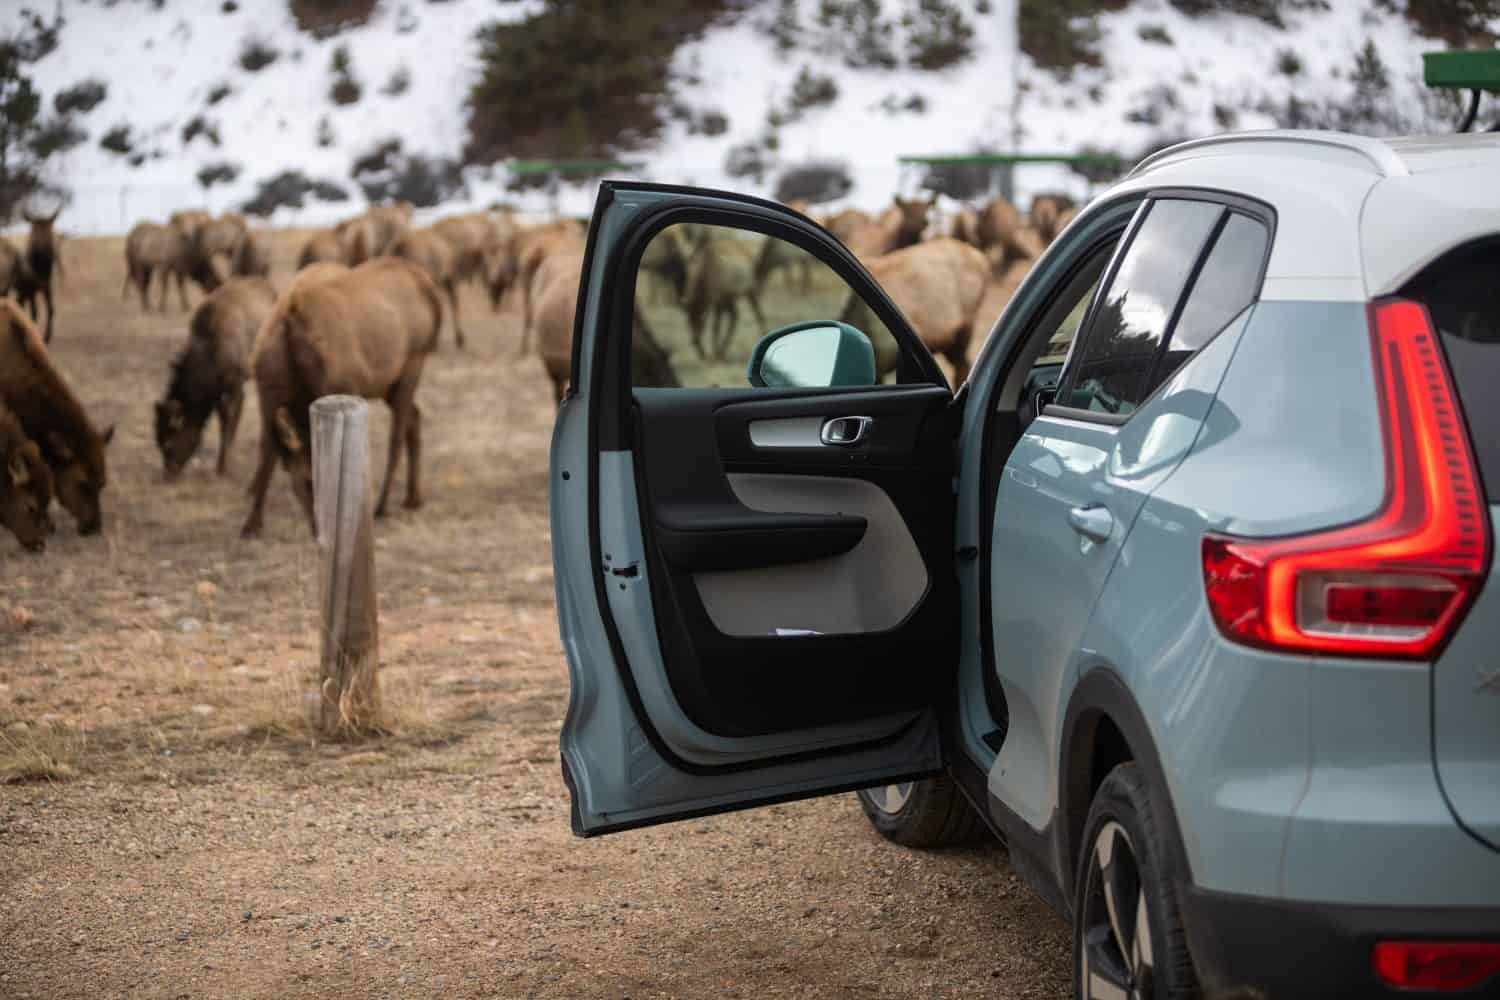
[1061,199,1222,415]
[1152,212,1268,390]
[1406,241,1500,501]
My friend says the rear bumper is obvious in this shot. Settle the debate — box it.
[1181,886,1500,998]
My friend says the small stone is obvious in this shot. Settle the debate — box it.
[176,617,202,634]
[242,910,253,922]
[190,704,216,717]
[175,930,190,942]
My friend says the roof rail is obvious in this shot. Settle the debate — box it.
[1128,130,1410,179]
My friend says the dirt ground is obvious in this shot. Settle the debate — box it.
[0,227,1069,998]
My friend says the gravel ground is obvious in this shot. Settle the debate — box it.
[0,229,1069,998]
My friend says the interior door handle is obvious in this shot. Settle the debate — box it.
[821,416,871,446]
[1067,504,1114,543]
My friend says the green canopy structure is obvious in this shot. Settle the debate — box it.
[1423,49,1500,132]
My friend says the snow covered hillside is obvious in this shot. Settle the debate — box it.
[2,0,1485,235]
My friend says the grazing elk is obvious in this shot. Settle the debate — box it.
[155,277,276,480]
[0,396,53,553]
[230,230,272,278]
[241,257,442,538]
[681,231,765,361]
[15,209,61,342]
[0,301,114,534]
[298,229,344,270]
[532,249,678,405]
[751,233,813,297]
[390,227,464,349]
[842,238,989,386]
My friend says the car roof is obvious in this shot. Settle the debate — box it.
[1100,130,1500,302]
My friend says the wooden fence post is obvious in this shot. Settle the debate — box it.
[311,395,381,736]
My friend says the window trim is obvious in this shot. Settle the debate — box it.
[1044,187,1277,426]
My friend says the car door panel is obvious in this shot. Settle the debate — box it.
[633,385,956,739]
[555,182,954,835]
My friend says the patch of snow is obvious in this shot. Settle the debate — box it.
[1,0,1485,236]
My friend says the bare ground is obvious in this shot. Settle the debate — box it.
[0,230,1067,998]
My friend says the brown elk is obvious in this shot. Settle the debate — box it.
[492,220,586,354]
[432,211,513,286]
[297,229,343,270]
[639,226,691,303]
[1029,193,1077,244]
[681,231,765,361]
[842,238,989,386]
[154,277,276,481]
[123,222,220,311]
[0,239,19,297]
[16,209,60,342]
[0,396,53,552]
[169,209,211,241]
[0,301,113,534]
[240,257,442,538]
[842,195,936,258]
[195,212,248,269]
[533,249,679,406]
[389,227,464,349]
[230,230,272,278]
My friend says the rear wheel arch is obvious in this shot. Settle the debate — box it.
[1059,669,1194,905]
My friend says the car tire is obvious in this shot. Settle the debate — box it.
[1073,762,1199,999]
[855,776,989,848]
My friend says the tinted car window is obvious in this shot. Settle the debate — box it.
[1406,240,1500,500]
[1150,212,1269,392]
[1062,199,1222,415]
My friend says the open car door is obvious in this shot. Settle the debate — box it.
[552,183,962,835]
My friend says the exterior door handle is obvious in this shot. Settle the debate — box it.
[1067,504,1114,543]
[821,416,871,446]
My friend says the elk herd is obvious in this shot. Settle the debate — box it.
[0,186,1075,555]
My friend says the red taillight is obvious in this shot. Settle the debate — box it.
[1202,298,1490,658]
[1374,940,1500,991]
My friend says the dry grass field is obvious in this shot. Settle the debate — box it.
[0,226,1066,998]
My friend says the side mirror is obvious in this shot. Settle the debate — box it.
[747,321,876,389]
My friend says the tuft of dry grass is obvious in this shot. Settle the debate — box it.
[0,723,84,784]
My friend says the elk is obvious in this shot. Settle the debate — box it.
[533,249,678,406]
[123,221,220,311]
[241,257,441,538]
[841,238,990,386]
[230,230,272,278]
[640,226,691,303]
[195,212,248,271]
[16,209,60,342]
[0,239,19,297]
[0,301,113,534]
[842,195,936,258]
[154,277,276,480]
[0,396,53,553]
[169,209,211,241]
[432,211,513,287]
[1030,193,1077,244]
[297,229,343,270]
[487,220,586,353]
[680,231,765,361]
[389,227,464,349]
